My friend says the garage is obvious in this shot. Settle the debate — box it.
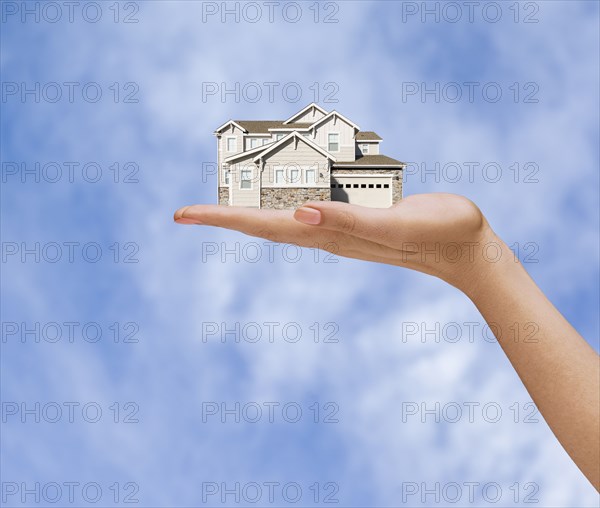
[330,174,393,208]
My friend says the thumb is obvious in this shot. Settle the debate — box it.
[293,201,397,245]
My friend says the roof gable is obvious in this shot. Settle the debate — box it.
[283,103,328,124]
[310,110,360,132]
[214,120,247,134]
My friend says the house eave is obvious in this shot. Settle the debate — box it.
[332,164,405,168]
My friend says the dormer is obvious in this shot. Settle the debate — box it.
[355,131,382,156]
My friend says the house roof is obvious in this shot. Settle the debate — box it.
[235,121,313,133]
[333,154,405,167]
[356,131,382,141]
[253,131,337,163]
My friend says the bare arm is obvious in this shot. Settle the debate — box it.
[463,231,599,490]
[174,193,600,489]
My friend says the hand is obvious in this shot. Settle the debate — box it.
[174,193,600,489]
[174,193,499,296]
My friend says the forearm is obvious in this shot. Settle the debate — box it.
[461,232,599,489]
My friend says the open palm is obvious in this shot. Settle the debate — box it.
[174,193,496,293]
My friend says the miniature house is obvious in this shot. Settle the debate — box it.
[214,103,405,209]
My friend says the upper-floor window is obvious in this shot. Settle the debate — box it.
[274,134,284,141]
[361,143,369,154]
[249,138,261,149]
[328,133,339,152]
[226,137,237,152]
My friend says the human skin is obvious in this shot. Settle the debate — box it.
[174,193,600,490]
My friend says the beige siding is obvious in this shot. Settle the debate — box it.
[261,138,330,188]
[229,153,261,208]
[311,115,356,162]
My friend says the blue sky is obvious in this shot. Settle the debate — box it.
[1,1,599,506]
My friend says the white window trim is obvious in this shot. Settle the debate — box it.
[240,166,253,190]
[272,164,321,187]
[328,132,340,153]
[361,144,369,154]
[226,136,237,153]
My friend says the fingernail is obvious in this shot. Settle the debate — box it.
[294,207,321,225]
[175,218,202,225]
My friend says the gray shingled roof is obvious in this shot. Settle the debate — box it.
[236,121,312,133]
[333,155,405,167]
[356,131,382,141]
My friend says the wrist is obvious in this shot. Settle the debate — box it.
[451,227,522,302]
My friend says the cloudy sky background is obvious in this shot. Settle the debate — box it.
[2,0,599,506]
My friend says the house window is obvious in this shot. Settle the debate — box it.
[263,138,269,145]
[302,133,310,138]
[250,138,260,149]
[275,168,285,184]
[222,164,230,185]
[273,165,315,186]
[240,168,252,189]
[275,134,284,141]
[290,168,300,184]
[361,144,369,154]
[226,137,237,152]
[328,133,339,152]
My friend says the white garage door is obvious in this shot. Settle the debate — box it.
[331,175,392,208]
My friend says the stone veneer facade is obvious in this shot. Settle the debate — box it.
[330,168,403,204]
[261,187,331,209]
[218,187,229,206]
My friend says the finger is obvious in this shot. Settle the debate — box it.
[175,204,319,244]
[293,200,410,250]
[174,204,406,262]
